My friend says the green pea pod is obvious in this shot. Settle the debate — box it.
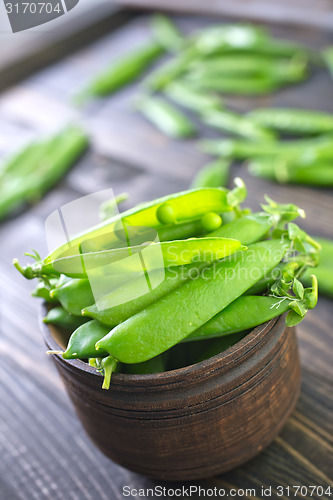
[0,142,43,181]
[184,295,291,342]
[50,279,95,315]
[136,96,196,138]
[302,237,333,298]
[188,54,299,78]
[14,187,236,279]
[95,239,287,364]
[199,134,333,160]
[188,54,276,77]
[44,307,89,332]
[200,108,276,141]
[245,262,284,295]
[0,126,88,220]
[84,211,273,327]
[76,42,163,103]
[188,74,279,95]
[144,46,198,91]
[29,125,89,199]
[62,320,110,360]
[190,160,231,189]
[151,15,184,53]
[82,262,208,327]
[155,187,233,225]
[248,158,333,186]
[208,213,277,245]
[157,211,222,241]
[194,24,268,55]
[32,281,58,303]
[247,108,333,136]
[164,80,222,114]
[43,237,242,279]
[323,46,333,80]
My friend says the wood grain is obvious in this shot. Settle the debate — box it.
[0,11,332,500]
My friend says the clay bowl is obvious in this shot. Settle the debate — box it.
[41,306,300,481]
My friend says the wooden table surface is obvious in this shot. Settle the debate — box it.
[0,11,332,500]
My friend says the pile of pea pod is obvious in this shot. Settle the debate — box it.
[15,180,320,389]
[75,16,333,188]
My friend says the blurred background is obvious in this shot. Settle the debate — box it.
[0,1,332,499]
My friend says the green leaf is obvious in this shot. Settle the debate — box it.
[293,279,304,299]
[286,310,305,327]
[289,300,307,317]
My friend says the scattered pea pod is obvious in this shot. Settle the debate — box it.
[188,56,307,84]
[200,108,276,141]
[248,158,333,186]
[76,42,163,103]
[136,95,197,138]
[200,134,333,161]
[95,239,287,364]
[188,74,279,95]
[193,24,268,55]
[164,80,222,114]
[0,125,88,220]
[246,108,333,136]
[144,46,198,91]
[190,160,231,189]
